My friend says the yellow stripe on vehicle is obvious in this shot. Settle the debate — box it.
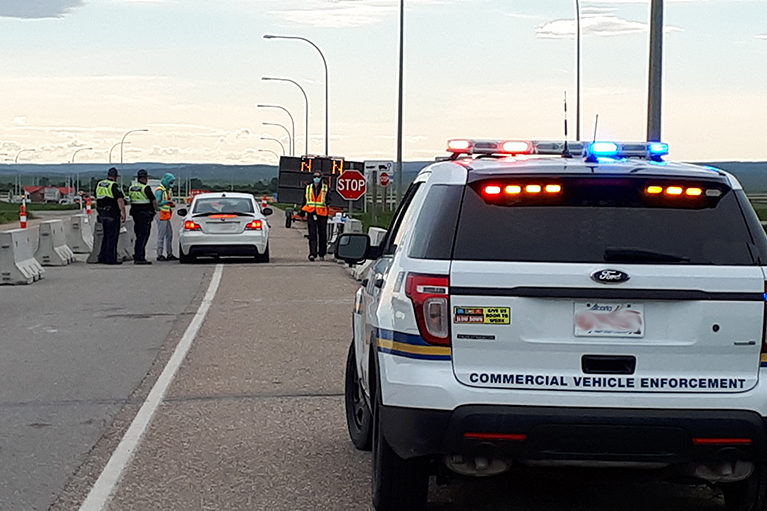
[377,339,452,357]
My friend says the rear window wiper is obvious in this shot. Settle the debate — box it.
[604,248,690,263]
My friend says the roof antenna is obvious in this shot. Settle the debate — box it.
[562,91,572,158]
[592,113,600,142]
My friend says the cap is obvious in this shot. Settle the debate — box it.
[137,169,148,178]
[107,167,119,177]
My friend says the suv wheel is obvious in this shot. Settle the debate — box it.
[722,465,767,511]
[344,342,372,450]
[371,387,428,511]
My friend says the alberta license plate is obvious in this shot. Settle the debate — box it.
[574,303,644,337]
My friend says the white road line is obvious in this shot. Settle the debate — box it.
[79,263,224,511]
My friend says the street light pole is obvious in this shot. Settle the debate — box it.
[264,35,329,156]
[262,76,310,155]
[395,0,405,203]
[260,137,286,155]
[71,147,92,198]
[120,128,149,167]
[109,141,130,164]
[14,149,35,199]
[647,0,664,142]
[262,122,293,156]
[575,0,582,140]
[258,149,280,161]
[258,104,295,156]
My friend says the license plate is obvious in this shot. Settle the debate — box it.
[574,303,644,337]
[207,222,238,233]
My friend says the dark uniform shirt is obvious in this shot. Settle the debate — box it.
[97,181,125,211]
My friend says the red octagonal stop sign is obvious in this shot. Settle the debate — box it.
[336,169,367,201]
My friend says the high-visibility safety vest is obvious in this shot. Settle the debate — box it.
[128,183,151,204]
[96,180,115,200]
[157,184,173,220]
[302,184,329,216]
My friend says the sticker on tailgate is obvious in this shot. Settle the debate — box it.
[454,307,510,325]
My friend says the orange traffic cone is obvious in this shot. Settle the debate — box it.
[20,200,27,229]
[86,196,92,215]
[261,195,268,209]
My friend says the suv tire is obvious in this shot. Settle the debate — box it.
[344,342,372,450]
[722,465,767,511]
[371,387,428,511]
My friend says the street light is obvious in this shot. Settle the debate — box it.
[647,0,664,142]
[262,76,310,155]
[14,149,35,201]
[262,122,293,156]
[575,0,582,141]
[264,35,329,156]
[109,141,130,164]
[258,104,295,156]
[260,137,286,155]
[258,149,280,161]
[395,0,405,203]
[71,147,92,197]
[120,128,148,166]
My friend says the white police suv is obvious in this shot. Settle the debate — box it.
[336,139,767,511]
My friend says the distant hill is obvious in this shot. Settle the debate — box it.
[3,160,763,191]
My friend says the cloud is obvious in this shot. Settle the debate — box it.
[12,116,27,126]
[757,34,767,40]
[536,15,683,38]
[0,0,85,19]
[270,0,446,29]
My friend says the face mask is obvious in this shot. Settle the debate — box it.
[313,177,321,184]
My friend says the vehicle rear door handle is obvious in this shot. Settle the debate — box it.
[374,278,385,289]
[582,355,636,375]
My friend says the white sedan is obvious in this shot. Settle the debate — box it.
[177,192,272,263]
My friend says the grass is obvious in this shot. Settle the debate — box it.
[0,201,81,225]
[353,210,395,233]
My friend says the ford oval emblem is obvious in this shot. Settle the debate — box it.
[591,269,630,284]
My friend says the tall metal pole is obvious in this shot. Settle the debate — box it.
[70,147,92,198]
[262,122,293,156]
[120,128,149,167]
[575,0,582,140]
[258,104,296,156]
[647,0,664,142]
[260,137,286,155]
[262,77,310,155]
[14,149,35,199]
[395,0,405,203]
[263,35,329,156]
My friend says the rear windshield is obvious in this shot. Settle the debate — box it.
[451,177,766,265]
[193,197,254,214]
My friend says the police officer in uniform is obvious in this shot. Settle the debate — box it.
[96,167,127,265]
[301,170,331,261]
[128,169,158,265]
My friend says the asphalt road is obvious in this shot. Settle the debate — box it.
[0,215,210,510]
[42,219,731,510]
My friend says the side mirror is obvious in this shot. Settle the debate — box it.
[262,207,273,216]
[177,208,188,217]
[336,233,371,264]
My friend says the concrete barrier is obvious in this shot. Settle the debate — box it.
[87,218,135,263]
[0,228,45,285]
[35,220,75,266]
[67,214,94,254]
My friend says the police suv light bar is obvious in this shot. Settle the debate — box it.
[446,139,669,160]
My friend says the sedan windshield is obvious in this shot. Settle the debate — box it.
[193,197,254,215]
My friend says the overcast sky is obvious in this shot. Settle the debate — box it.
[0,0,765,165]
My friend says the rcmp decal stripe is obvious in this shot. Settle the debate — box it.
[375,328,451,361]
[761,353,767,368]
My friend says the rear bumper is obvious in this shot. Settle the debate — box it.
[179,231,268,256]
[381,404,767,465]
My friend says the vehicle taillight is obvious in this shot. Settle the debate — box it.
[245,220,263,230]
[405,273,450,346]
[184,221,201,230]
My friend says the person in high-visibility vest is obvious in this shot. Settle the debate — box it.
[301,170,331,261]
[155,173,177,261]
[128,169,158,265]
[95,167,127,265]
